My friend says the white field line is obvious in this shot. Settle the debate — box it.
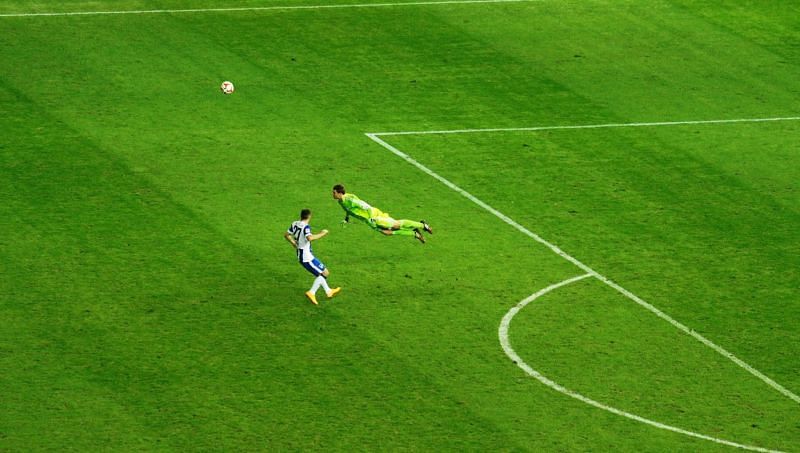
[371,116,800,136]
[365,128,800,406]
[0,0,539,18]
[499,274,784,453]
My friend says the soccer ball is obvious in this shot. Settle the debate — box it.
[220,81,235,95]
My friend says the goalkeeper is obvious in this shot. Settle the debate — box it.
[332,184,433,244]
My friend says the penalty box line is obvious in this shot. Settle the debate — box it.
[364,116,800,406]
[370,115,800,136]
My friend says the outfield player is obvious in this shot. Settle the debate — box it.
[284,208,341,305]
[332,184,433,244]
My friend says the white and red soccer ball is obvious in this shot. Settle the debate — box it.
[220,81,235,95]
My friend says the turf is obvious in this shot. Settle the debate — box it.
[1,0,799,451]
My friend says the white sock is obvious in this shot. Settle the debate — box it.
[319,276,332,293]
[310,276,324,294]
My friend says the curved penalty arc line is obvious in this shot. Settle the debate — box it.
[499,274,785,453]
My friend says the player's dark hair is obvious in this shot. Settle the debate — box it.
[333,184,346,194]
[300,209,311,220]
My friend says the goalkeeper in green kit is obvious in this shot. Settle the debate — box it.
[332,184,433,244]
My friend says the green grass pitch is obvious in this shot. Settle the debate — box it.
[1,0,799,451]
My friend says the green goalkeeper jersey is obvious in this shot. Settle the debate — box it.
[339,193,385,222]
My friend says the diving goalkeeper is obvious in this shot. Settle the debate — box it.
[332,184,433,244]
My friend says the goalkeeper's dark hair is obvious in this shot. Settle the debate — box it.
[300,209,311,220]
[332,184,346,194]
